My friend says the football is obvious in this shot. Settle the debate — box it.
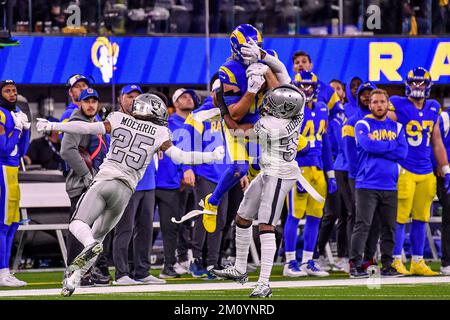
[78,147,93,173]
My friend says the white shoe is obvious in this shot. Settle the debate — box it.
[174,261,189,275]
[317,255,332,271]
[440,265,450,275]
[112,276,140,286]
[333,257,350,273]
[8,274,27,286]
[0,275,26,287]
[301,260,330,277]
[136,275,167,284]
[283,260,307,277]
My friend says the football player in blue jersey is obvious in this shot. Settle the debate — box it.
[283,71,337,277]
[199,24,291,234]
[0,80,30,287]
[388,67,449,276]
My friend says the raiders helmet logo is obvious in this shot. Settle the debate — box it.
[283,101,296,112]
[151,99,161,110]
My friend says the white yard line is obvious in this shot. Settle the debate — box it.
[0,276,449,297]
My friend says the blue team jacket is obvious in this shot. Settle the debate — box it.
[354,115,408,190]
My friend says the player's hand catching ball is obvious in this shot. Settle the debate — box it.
[247,74,265,94]
[246,62,269,78]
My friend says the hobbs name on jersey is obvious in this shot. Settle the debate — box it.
[120,116,157,135]
[286,115,303,134]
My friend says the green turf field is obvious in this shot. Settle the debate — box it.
[1,263,449,300]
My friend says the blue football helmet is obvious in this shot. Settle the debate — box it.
[405,67,432,99]
[230,24,263,64]
[293,71,320,102]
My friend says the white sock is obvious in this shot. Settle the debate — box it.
[0,268,10,278]
[412,255,423,263]
[393,255,402,261]
[302,251,313,263]
[69,220,96,248]
[235,225,252,274]
[285,251,296,263]
[258,232,276,285]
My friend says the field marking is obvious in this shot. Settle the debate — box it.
[0,276,450,297]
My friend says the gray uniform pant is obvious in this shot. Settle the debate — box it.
[238,174,296,226]
[72,179,133,243]
[113,189,155,280]
[192,176,228,267]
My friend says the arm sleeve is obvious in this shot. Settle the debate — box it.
[164,145,217,165]
[381,126,408,161]
[18,130,30,156]
[60,133,91,177]
[53,121,106,135]
[262,52,291,84]
[0,127,21,155]
[321,132,334,172]
[355,122,399,154]
[342,123,358,177]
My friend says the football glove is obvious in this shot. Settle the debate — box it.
[247,74,265,94]
[212,146,225,161]
[17,111,31,130]
[241,38,262,65]
[328,178,338,194]
[246,62,269,78]
[36,118,55,133]
[10,111,23,132]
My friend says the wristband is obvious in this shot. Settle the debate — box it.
[443,165,450,175]
[326,170,336,179]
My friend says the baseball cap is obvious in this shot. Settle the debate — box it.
[67,74,90,88]
[0,79,16,90]
[79,88,99,101]
[172,88,199,106]
[121,84,143,95]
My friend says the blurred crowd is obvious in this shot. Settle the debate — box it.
[3,0,450,36]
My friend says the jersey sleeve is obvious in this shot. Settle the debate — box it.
[0,110,6,126]
[219,65,239,87]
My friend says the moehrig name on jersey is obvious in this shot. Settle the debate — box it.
[120,116,157,135]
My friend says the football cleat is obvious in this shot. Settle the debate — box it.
[71,241,103,271]
[211,265,248,284]
[391,258,412,275]
[283,260,307,277]
[410,259,439,276]
[200,194,218,233]
[301,260,330,277]
[249,281,272,298]
[61,266,82,297]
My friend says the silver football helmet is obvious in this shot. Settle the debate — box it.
[131,93,169,125]
[260,84,306,119]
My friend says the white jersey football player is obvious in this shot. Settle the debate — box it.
[36,93,224,297]
[211,84,306,298]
